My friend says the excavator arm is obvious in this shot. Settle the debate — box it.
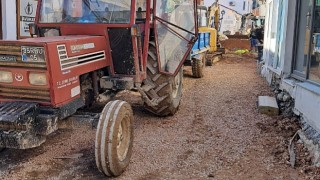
[207,2,220,30]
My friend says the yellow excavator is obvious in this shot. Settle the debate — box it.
[200,2,224,66]
[200,2,219,52]
[187,1,224,78]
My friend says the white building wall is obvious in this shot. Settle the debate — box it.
[262,0,288,76]
[218,0,253,34]
[1,0,17,40]
[259,4,267,16]
[219,0,253,15]
[219,6,242,34]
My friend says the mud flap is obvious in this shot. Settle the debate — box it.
[0,102,56,149]
[0,98,85,149]
[0,102,41,149]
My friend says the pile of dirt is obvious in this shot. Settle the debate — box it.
[221,38,251,51]
[221,53,257,63]
[257,117,320,179]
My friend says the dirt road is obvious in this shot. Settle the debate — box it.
[0,54,313,179]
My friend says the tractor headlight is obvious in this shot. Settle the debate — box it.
[21,46,45,62]
[0,71,13,83]
[29,73,47,86]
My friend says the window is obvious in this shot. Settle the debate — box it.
[155,0,196,74]
[310,3,320,82]
[293,0,320,84]
[197,8,208,27]
[229,1,235,6]
[274,0,285,69]
[243,1,246,10]
[39,0,132,24]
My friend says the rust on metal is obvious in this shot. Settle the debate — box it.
[0,86,50,102]
[0,45,21,51]
[0,51,21,56]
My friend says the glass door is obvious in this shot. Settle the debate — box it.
[293,0,314,78]
[309,1,320,83]
[274,0,284,69]
[154,0,197,75]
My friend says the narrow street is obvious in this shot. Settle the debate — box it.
[0,54,311,179]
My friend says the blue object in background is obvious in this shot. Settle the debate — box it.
[205,33,210,48]
[316,34,320,47]
[191,32,210,54]
[190,31,211,58]
[199,33,206,50]
[192,37,200,54]
[316,34,320,53]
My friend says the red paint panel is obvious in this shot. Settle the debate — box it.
[0,35,111,107]
[45,36,110,107]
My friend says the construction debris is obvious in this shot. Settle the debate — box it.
[258,96,279,116]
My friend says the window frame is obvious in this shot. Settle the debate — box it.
[292,0,317,83]
[38,0,133,25]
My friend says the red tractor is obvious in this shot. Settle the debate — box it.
[0,0,197,177]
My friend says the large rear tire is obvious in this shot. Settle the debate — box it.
[95,100,133,177]
[140,42,183,116]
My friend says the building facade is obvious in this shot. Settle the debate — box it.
[219,5,242,34]
[262,0,320,134]
[218,0,253,34]
[252,0,266,16]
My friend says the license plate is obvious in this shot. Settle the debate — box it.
[21,46,45,62]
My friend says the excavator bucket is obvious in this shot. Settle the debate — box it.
[154,0,197,75]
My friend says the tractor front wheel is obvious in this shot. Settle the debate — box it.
[95,100,133,177]
[140,42,183,116]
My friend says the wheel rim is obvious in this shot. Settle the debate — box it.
[172,72,181,99]
[117,115,130,162]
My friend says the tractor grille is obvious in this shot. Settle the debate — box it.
[57,45,105,70]
[0,86,50,102]
[108,28,135,75]
[0,44,47,69]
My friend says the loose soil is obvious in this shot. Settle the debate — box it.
[220,39,251,51]
[0,53,319,179]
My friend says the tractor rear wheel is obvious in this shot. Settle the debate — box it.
[95,100,133,177]
[140,42,183,116]
[192,56,205,78]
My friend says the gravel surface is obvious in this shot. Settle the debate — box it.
[0,53,315,179]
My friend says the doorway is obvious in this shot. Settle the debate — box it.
[293,0,320,84]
